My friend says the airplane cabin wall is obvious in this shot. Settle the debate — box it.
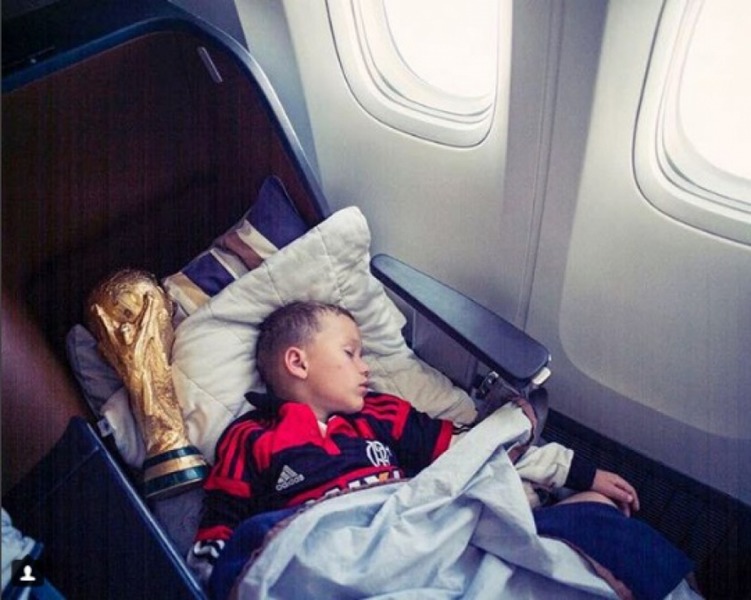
[525,0,751,504]
[175,0,751,505]
[276,0,529,322]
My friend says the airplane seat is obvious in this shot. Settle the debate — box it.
[2,5,331,595]
[2,2,553,597]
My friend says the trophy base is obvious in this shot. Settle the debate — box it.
[142,445,209,500]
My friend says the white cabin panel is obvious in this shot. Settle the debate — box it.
[526,0,751,503]
[277,0,530,319]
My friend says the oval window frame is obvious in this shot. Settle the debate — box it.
[634,0,751,246]
[326,0,508,147]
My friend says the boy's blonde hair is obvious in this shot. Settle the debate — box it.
[256,301,356,394]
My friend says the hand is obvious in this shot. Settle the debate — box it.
[592,469,640,516]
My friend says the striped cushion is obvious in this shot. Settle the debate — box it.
[163,176,307,324]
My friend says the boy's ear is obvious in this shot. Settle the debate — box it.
[283,346,308,380]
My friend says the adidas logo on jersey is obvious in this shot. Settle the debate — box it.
[275,465,305,491]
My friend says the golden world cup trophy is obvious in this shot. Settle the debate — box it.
[87,269,208,500]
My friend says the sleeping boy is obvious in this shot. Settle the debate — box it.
[188,301,696,599]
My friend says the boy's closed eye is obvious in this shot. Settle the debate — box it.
[344,345,361,358]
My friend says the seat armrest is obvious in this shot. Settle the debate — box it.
[370,254,551,392]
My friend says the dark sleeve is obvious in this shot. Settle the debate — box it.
[398,407,454,476]
[194,415,267,544]
[564,452,598,491]
[362,394,453,477]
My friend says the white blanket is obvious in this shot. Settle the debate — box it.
[231,408,699,600]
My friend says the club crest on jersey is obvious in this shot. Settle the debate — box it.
[365,440,393,467]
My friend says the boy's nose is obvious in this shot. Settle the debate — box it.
[358,357,370,377]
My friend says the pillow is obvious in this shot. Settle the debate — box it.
[172,206,478,462]
[162,176,307,325]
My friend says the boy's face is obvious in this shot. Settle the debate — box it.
[302,312,370,420]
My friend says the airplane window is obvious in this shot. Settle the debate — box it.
[675,0,751,183]
[382,0,497,99]
[326,0,507,147]
[635,0,751,245]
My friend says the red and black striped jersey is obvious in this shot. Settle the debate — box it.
[195,393,453,544]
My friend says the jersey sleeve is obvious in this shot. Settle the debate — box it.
[196,415,270,541]
[361,394,453,477]
[188,413,269,581]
